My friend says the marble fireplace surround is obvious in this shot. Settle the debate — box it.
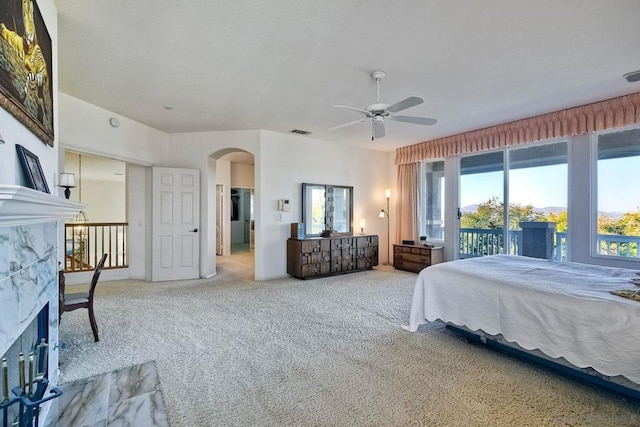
[0,185,82,418]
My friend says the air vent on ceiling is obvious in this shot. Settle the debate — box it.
[290,129,311,135]
[624,70,640,83]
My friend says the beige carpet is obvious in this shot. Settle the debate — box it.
[58,255,640,426]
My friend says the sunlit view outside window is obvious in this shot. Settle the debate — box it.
[597,129,640,258]
[459,142,568,260]
[459,151,504,257]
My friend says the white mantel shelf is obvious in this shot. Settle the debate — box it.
[0,185,84,227]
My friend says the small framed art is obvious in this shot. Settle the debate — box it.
[16,144,49,193]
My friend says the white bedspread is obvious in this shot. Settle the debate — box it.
[405,255,640,384]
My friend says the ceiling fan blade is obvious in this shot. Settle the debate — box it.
[333,105,371,116]
[373,120,385,139]
[392,115,438,126]
[386,96,424,113]
[328,118,367,132]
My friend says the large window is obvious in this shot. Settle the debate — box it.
[459,152,504,257]
[458,141,568,260]
[596,128,640,259]
[509,142,568,260]
[420,161,445,241]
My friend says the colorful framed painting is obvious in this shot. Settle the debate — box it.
[0,0,54,146]
[16,144,49,193]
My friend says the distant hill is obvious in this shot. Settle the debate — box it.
[461,205,624,220]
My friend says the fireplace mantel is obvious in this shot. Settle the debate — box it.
[0,184,84,227]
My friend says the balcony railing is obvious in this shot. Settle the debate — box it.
[65,222,128,272]
[459,228,522,258]
[460,228,640,261]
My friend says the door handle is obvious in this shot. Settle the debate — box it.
[189,228,198,233]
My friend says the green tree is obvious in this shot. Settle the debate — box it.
[461,197,544,230]
[547,210,567,233]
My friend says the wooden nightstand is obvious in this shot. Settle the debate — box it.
[393,244,443,273]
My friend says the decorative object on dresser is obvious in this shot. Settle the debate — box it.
[393,243,443,273]
[287,235,378,279]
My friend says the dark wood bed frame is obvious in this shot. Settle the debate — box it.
[445,324,640,401]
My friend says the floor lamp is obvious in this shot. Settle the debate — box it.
[378,188,391,265]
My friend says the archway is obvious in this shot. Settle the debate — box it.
[208,148,256,277]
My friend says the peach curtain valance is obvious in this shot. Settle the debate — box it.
[395,92,640,165]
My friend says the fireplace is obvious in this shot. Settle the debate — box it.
[1,305,51,426]
[0,185,83,426]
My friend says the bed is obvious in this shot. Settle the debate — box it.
[404,254,640,397]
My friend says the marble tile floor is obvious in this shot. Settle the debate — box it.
[44,361,169,426]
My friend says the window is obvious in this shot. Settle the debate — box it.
[596,128,640,259]
[509,142,568,260]
[458,141,568,260]
[459,152,504,257]
[419,160,445,241]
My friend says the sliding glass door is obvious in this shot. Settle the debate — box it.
[508,142,568,261]
[459,141,568,260]
[459,151,505,258]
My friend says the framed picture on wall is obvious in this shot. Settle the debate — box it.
[16,144,49,193]
[0,0,54,146]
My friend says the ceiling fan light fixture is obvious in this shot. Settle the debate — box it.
[330,70,436,140]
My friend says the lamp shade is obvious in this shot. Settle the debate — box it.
[58,173,76,188]
[385,188,391,199]
[378,209,386,218]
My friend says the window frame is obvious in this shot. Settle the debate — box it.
[591,125,640,263]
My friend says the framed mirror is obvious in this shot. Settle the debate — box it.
[302,183,353,236]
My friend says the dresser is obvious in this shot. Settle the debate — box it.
[393,244,443,273]
[287,235,378,279]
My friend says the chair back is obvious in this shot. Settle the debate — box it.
[88,253,108,298]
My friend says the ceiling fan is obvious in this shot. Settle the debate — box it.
[329,70,437,141]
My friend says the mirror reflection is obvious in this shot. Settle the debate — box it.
[302,183,353,236]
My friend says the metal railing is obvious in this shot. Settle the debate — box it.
[65,222,128,272]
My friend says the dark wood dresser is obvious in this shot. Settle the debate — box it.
[287,235,378,279]
[393,244,443,273]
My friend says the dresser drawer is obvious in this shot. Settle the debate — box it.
[393,244,443,273]
[393,259,427,273]
[394,252,431,264]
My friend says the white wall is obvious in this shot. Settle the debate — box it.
[58,92,171,281]
[168,129,394,280]
[58,93,169,166]
[231,163,254,187]
[168,130,261,278]
[127,164,149,280]
[0,0,59,193]
[257,130,392,279]
[215,158,231,256]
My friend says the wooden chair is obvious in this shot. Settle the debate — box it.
[62,253,108,342]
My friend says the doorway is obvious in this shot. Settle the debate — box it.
[230,187,254,253]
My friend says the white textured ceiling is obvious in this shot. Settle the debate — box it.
[55,0,640,152]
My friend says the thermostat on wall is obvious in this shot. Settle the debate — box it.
[277,199,291,211]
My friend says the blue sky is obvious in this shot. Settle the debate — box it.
[460,157,640,213]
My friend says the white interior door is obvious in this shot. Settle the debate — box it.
[152,167,200,281]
